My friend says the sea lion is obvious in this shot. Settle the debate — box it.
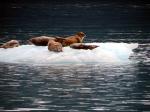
[28,36,56,46]
[48,40,63,52]
[70,43,99,50]
[0,40,20,49]
[55,32,86,47]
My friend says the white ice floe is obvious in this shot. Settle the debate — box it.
[0,43,138,65]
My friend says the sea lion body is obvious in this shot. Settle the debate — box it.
[29,36,56,46]
[55,32,86,47]
[0,40,20,49]
[48,40,63,52]
[70,43,99,50]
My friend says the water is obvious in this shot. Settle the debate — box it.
[0,1,150,112]
[0,1,150,42]
[0,62,150,112]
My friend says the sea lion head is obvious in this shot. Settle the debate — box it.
[76,32,86,38]
[76,32,86,43]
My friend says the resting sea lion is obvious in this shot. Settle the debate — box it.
[48,40,63,52]
[70,43,99,50]
[55,32,86,47]
[28,36,57,46]
[0,40,20,49]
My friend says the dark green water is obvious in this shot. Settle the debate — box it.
[0,1,150,43]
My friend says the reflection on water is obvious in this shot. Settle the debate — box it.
[131,44,150,63]
[0,62,150,112]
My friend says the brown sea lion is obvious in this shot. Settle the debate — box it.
[0,40,20,49]
[55,32,86,47]
[70,43,99,50]
[48,40,63,52]
[28,36,57,46]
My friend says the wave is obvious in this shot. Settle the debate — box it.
[0,43,138,65]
